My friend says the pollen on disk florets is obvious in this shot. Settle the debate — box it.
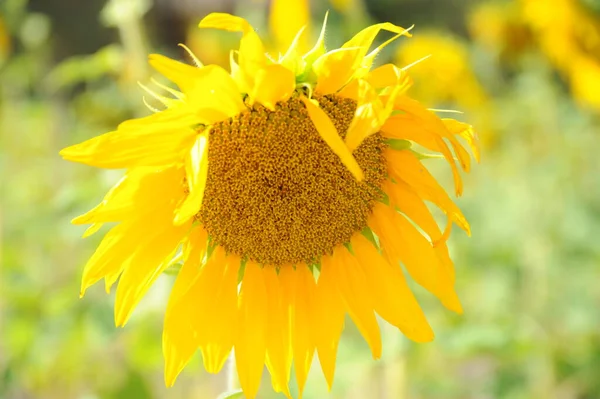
[198,93,387,266]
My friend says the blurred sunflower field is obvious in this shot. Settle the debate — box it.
[1,0,600,398]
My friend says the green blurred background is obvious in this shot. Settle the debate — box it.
[1,0,600,398]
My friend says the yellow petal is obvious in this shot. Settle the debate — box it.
[328,246,382,359]
[263,267,292,397]
[60,109,199,169]
[174,132,209,225]
[385,149,470,235]
[341,22,412,79]
[199,251,240,374]
[442,118,480,163]
[383,114,464,192]
[82,222,103,238]
[80,223,128,296]
[199,13,267,88]
[165,226,209,313]
[313,22,410,93]
[315,255,346,389]
[342,22,411,53]
[384,179,442,242]
[73,166,183,225]
[365,63,412,92]
[186,65,246,121]
[148,53,204,94]
[250,64,295,110]
[114,215,191,326]
[165,246,235,379]
[313,47,363,94]
[300,96,364,181]
[370,204,462,313]
[235,262,268,399]
[343,80,382,151]
[345,102,380,152]
[388,96,474,195]
[359,26,413,76]
[351,234,434,342]
[280,265,315,398]
[343,77,403,151]
[150,54,245,122]
[163,228,208,386]
[270,0,310,53]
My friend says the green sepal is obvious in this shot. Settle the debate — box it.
[361,227,380,251]
[343,241,355,255]
[385,138,412,151]
[308,262,321,273]
[410,149,444,160]
[237,258,247,284]
[163,262,183,276]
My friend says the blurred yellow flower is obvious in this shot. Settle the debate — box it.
[522,0,600,110]
[61,12,477,399]
[396,32,487,109]
[270,0,310,53]
[468,1,533,63]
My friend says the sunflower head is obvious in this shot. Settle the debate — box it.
[61,12,479,399]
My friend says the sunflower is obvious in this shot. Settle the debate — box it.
[61,12,479,399]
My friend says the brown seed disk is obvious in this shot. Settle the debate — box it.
[198,94,387,266]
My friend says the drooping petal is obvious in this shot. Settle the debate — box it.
[383,179,443,243]
[263,267,292,398]
[162,227,208,386]
[315,256,346,389]
[280,266,316,399]
[385,149,470,234]
[165,247,236,378]
[389,95,474,195]
[351,234,434,342]
[235,262,268,399]
[300,96,364,181]
[199,251,240,374]
[60,109,199,168]
[370,204,462,313]
[165,226,209,310]
[442,118,480,163]
[174,132,209,225]
[328,246,382,359]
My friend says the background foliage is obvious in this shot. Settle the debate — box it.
[1,0,600,398]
